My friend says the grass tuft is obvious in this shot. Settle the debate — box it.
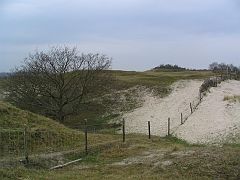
[223,95,240,102]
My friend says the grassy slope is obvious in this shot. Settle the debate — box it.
[64,70,213,128]
[1,135,240,179]
[114,70,212,89]
[0,102,118,158]
[0,101,75,131]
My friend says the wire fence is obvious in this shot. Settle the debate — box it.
[0,128,25,159]
[0,128,83,160]
[0,122,123,167]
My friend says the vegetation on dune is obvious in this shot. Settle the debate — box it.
[63,70,213,128]
[114,70,213,89]
[0,101,73,131]
[209,62,240,79]
[153,64,187,71]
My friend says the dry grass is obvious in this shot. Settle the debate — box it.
[1,135,240,180]
[223,95,240,102]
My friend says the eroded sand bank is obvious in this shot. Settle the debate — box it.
[124,80,240,144]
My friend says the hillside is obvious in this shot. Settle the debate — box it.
[0,101,117,161]
[0,70,214,132]
[0,101,82,159]
[0,70,213,129]
[63,70,213,128]
[0,101,75,132]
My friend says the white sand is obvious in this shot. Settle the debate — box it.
[174,80,240,144]
[124,80,240,144]
[124,80,203,137]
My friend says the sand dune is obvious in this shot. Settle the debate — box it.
[174,80,240,144]
[124,80,240,144]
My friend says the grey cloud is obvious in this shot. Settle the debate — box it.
[0,0,240,71]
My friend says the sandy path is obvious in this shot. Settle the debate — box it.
[124,80,203,137]
[174,80,240,144]
[124,79,240,144]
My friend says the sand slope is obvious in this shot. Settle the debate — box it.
[174,80,240,144]
[124,80,240,144]
[124,80,203,136]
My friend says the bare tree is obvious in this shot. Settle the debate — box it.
[4,46,112,122]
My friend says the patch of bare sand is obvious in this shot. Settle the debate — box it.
[112,149,195,168]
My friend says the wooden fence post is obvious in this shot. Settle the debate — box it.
[148,121,151,139]
[181,113,183,125]
[168,118,170,136]
[122,118,125,143]
[24,126,29,164]
[190,103,193,114]
[84,119,88,155]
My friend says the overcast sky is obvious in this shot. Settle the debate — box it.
[1,0,240,72]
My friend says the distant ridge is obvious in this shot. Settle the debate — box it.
[152,64,208,71]
[152,64,186,71]
[0,72,10,77]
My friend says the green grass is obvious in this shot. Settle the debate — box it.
[0,101,81,158]
[0,101,118,159]
[0,101,74,130]
[114,70,212,87]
